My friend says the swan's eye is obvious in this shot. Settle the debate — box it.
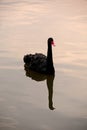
[51,41,55,46]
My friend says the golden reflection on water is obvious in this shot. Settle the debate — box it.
[0,0,87,130]
[0,116,17,128]
[0,1,49,26]
[0,0,87,68]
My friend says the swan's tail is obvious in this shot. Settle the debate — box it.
[23,54,32,64]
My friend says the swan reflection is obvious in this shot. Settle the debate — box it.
[24,64,55,110]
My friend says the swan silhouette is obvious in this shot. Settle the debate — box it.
[23,38,55,75]
[24,64,55,110]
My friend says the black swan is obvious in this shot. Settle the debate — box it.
[23,38,55,75]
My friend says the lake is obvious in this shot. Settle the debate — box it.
[0,0,87,130]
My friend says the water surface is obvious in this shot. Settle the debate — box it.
[0,0,87,130]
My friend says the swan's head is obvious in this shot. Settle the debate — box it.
[48,37,55,46]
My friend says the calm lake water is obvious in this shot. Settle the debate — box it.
[0,0,87,130]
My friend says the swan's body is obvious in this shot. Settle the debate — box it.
[23,38,55,75]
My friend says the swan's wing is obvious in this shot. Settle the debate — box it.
[29,53,47,73]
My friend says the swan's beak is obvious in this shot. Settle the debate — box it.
[51,41,55,46]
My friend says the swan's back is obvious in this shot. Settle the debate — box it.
[23,53,47,74]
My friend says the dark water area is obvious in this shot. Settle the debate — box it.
[0,0,87,130]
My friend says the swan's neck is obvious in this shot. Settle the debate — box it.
[47,43,53,65]
[47,43,54,74]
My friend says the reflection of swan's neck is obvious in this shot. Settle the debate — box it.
[46,75,55,110]
[24,65,55,110]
